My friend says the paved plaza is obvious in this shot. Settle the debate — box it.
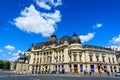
[0,71,120,80]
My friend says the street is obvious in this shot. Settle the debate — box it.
[0,71,120,80]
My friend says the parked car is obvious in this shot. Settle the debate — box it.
[115,72,120,76]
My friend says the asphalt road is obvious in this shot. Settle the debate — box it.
[0,71,120,80]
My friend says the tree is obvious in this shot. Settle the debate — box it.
[0,60,11,69]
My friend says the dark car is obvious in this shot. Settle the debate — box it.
[115,72,120,76]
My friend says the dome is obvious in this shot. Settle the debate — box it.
[45,33,57,45]
[70,32,81,44]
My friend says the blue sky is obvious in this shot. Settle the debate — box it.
[0,0,120,61]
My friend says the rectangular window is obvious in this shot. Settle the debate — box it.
[69,55,71,62]
[59,56,61,62]
[80,64,83,72]
[96,56,99,62]
[62,55,64,61]
[112,58,115,63]
[89,55,93,62]
[79,55,82,61]
[74,54,77,61]
[109,58,111,63]
[102,56,105,62]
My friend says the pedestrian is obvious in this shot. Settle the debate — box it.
[84,70,86,75]
[107,71,109,77]
[89,71,91,76]
[111,70,113,76]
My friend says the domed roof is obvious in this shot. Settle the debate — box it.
[70,32,81,44]
[45,33,57,45]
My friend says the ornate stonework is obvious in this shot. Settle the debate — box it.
[16,33,119,74]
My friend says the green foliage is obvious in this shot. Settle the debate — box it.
[0,60,10,69]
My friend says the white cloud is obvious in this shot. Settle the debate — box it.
[35,0,62,8]
[8,52,12,54]
[109,35,120,45]
[50,0,62,7]
[7,57,19,62]
[13,4,61,37]
[7,50,24,61]
[79,33,95,43]
[0,49,3,53]
[5,45,15,51]
[36,1,51,10]
[93,23,102,28]
[3,54,6,57]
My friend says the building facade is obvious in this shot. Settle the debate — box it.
[16,33,119,74]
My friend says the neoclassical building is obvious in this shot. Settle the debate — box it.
[16,33,119,74]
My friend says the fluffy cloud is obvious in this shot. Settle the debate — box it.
[79,33,95,43]
[36,1,51,10]
[93,23,102,28]
[50,0,62,7]
[8,52,12,54]
[5,45,15,51]
[109,35,120,45]
[0,49,3,53]
[13,4,61,37]
[35,0,62,9]
[7,50,24,61]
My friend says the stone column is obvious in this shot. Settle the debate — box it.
[39,52,41,64]
[78,64,80,73]
[71,53,74,62]
[35,53,37,64]
[42,52,44,63]
[58,50,60,62]
[52,50,55,63]
[60,51,63,62]
[77,53,79,62]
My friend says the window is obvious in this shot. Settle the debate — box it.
[108,58,111,63]
[59,56,61,61]
[96,56,99,62]
[102,56,105,62]
[79,55,82,61]
[112,58,115,63]
[69,55,71,61]
[62,55,64,61]
[37,58,39,63]
[62,49,64,53]
[50,52,52,55]
[33,58,36,63]
[74,54,77,61]
[89,55,93,62]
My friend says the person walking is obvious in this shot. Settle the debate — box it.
[89,71,91,76]
[111,70,113,76]
[107,71,110,77]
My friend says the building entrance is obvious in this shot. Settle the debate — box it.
[74,64,78,74]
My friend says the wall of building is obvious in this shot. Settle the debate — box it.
[16,43,119,74]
